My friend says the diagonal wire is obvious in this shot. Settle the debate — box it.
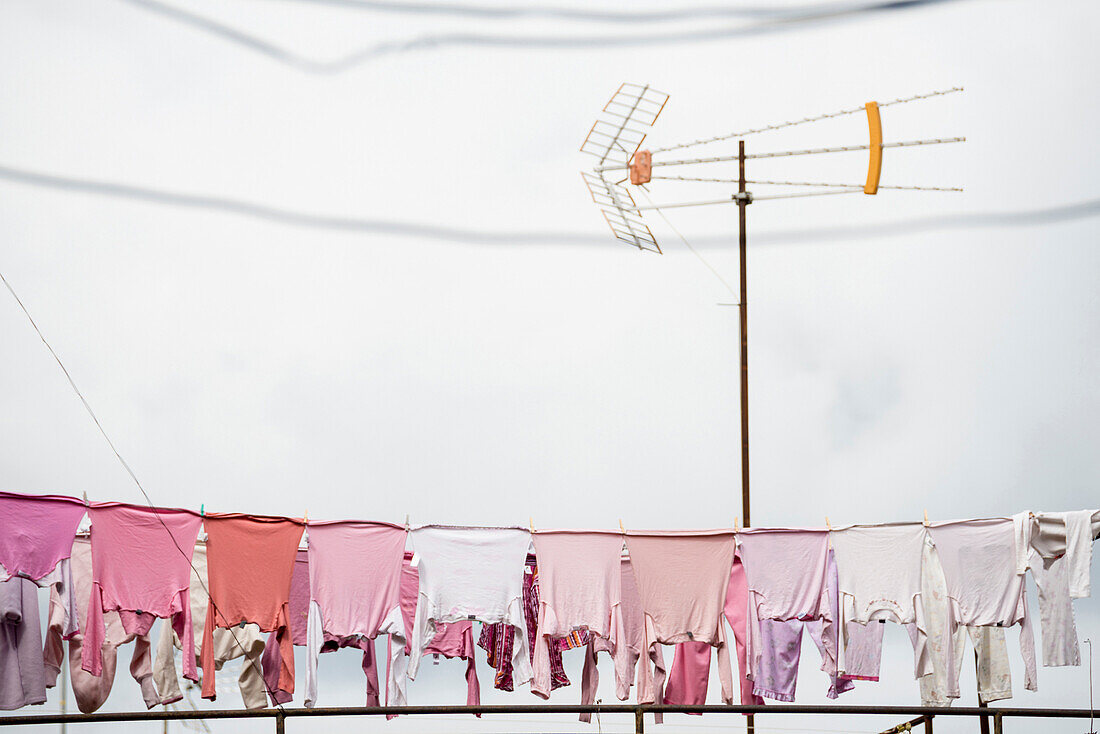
[0,267,285,712]
[636,186,738,298]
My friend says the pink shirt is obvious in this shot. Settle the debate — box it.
[81,502,202,681]
[530,530,623,698]
[737,529,830,680]
[625,530,736,706]
[0,491,85,582]
[305,521,407,707]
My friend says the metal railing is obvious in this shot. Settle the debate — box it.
[2,704,1097,734]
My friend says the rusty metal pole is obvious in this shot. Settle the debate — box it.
[737,139,754,734]
[926,714,934,733]
[634,707,644,734]
[738,139,750,529]
[992,712,1003,734]
[275,710,285,734]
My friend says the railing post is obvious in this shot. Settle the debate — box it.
[275,710,285,734]
[925,713,933,733]
[634,706,644,734]
[992,712,1003,734]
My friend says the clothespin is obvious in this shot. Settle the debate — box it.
[826,516,832,530]
[923,509,930,527]
[404,514,410,532]
[200,504,205,518]
[529,517,535,533]
[81,490,89,506]
[303,509,309,524]
[734,516,740,532]
[619,519,626,534]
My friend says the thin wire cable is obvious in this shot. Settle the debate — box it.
[0,267,285,712]
[636,187,738,297]
[651,86,963,154]
[648,175,963,191]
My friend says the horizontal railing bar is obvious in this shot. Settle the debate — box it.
[1,704,1097,725]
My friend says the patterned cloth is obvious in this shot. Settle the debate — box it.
[478,554,588,692]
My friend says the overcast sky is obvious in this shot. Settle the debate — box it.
[1,1,1098,733]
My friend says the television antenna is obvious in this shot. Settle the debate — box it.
[581,81,963,518]
[580,89,963,729]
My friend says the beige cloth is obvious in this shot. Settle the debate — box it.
[153,544,267,709]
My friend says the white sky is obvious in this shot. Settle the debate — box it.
[1,0,1098,732]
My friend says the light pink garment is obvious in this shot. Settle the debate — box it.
[305,521,407,708]
[724,551,764,708]
[81,503,202,681]
[398,553,480,709]
[0,491,85,582]
[530,530,623,698]
[43,538,159,713]
[928,519,1037,692]
[737,529,829,682]
[625,530,736,707]
[580,559,653,723]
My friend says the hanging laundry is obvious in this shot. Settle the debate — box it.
[152,543,267,710]
[303,521,407,708]
[81,502,203,682]
[580,557,654,723]
[625,530,736,709]
[406,526,531,685]
[909,532,1012,706]
[737,529,830,682]
[528,531,623,698]
[199,513,304,701]
[724,549,764,708]
[748,548,874,702]
[262,550,310,705]
[479,553,583,693]
[1024,509,1100,666]
[927,519,1037,693]
[829,524,929,679]
[400,551,480,710]
[43,538,159,713]
[0,491,86,638]
[0,576,47,710]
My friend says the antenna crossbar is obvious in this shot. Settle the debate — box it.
[651,86,963,154]
[648,175,963,192]
[596,137,966,172]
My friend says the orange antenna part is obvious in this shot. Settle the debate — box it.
[630,150,652,185]
[864,101,883,195]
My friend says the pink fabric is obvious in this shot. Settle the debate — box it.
[0,492,85,582]
[81,503,202,681]
[44,538,159,712]
[530,530,623,698]
[309,521,405,639]
[723,552,764,708]
[625,530,736,707]
[663,641,711,712]
[580,559,652,722]
[738,529,829,682]
[399,553,480,709]
[200,513,303,701]
[288,550,310,645]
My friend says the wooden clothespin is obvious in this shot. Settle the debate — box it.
[826,516,832,530]
[81,490,89,506]
[529,517,536,533]
[923,509,930,527]
[404,514,410,532]
[734,516,740,532]
[303,509,309,524]
[619,519,626,534]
